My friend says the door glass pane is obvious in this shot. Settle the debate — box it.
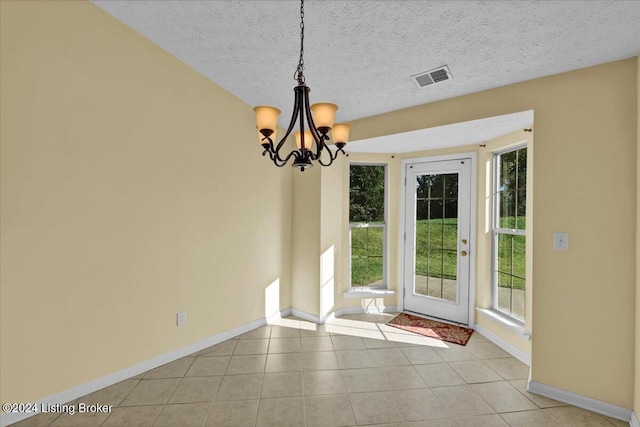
[414,173,458,301]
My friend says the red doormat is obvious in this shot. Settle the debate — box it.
[388,313,474,346]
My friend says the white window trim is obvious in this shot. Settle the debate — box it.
[476,308,531,340]
[491,144,527,324]
[348,163,388,290]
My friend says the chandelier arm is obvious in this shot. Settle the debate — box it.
[316,145,338,167]
[272,157,289,167]
[266,138,299,167]
[316,140,348,167]
[276,148,301,166]
[262,134,278,156]
[272,149,300,168]
[261,137,293,167]
[262,144,280,164]
[271,86,304,163]
[313,130,332,166]
[302,89,325,159]
[298,88,309,154]
[303,87,322,145]
[267,148,288,167]
[260,137,277,159]
[272,157,288,167]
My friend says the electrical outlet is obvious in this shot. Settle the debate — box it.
[177,311,187,327]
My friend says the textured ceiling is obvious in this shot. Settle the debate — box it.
[93,0,639,150]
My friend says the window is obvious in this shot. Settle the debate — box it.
[349,164,386,288]
[493,146,527,321]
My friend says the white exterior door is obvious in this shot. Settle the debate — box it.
[403,158,472,325]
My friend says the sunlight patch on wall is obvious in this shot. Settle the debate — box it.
[265,278,280,321]
[320,246,335,319]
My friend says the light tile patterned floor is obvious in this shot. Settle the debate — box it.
[13,313,628,427]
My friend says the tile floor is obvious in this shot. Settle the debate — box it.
[13,313,629,427]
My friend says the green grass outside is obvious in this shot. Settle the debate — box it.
[351,226,384,286]
[351,217,526,289]
[415,218,458,280]
[499,215,526,230]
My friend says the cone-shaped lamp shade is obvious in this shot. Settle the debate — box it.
[294,130,314,150]
[254,106,281,133]
[331,123,351,143]
[310,103,338,129]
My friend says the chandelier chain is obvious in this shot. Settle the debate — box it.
[295,0,305,84]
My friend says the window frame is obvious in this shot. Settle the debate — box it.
[491,144,527,324]
[348,162,388,290]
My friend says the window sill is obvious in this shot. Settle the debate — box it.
[476,308,531,340]
[343,289,396,299]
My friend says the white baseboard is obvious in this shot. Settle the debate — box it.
[474,323,531,366]
[528,380,632,423]
[266,308,291,323]
[631,411,639,427]
[289,308,322,324]
[1,315,268,427]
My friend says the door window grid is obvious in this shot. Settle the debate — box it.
[493,146,527,321]
[415,173,458,301]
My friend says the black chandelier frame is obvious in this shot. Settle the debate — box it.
[257,0,347,172]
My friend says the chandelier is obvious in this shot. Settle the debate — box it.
[253,0,351,172]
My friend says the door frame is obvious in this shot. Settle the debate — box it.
[398,152,477,328]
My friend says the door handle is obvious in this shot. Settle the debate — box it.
[461,251,468,256]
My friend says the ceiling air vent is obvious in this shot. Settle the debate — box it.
[411,65,452,88]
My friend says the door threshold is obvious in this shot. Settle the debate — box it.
[403,310,469,328]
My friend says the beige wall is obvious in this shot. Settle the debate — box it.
[320,160,345,318]
[346,59,637,408]
[290,156,345,319]
[291,166,321,316]
[0,1,292,404]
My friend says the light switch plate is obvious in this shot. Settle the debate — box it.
[554,233,568,250]
[177,311,187,326]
